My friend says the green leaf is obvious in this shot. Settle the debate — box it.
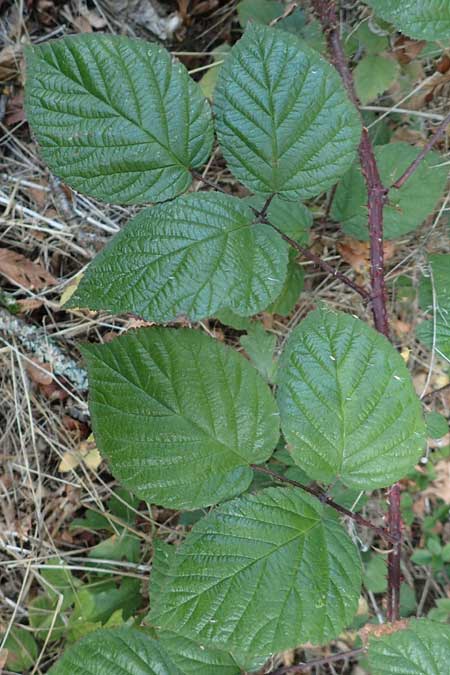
[246,194,312,245]
[29,594,67,642]
[411,548,433,565]
[399,583,416,617]
[82,327,280,509]
[25,35,213,205]
[276,309,425,489]
[49,627,184,674]
[67,578,141,642]
[332,143,448,240]
[417,254,450,360]
[199,44,231,100]
[368,619,450,675]
[68,193,288,322]
[148,544,241,673]
[150,486,361,657]
[215,308,254,330]
[354,55,399,104]
[240,323,277,382]
[364,555,387,593]
[158,633,240,675]
[214,24,361,199]
[237,0,282,26]
[365,0,450,41]
[40,557,81,603]
[1,627,38,673]
[426,412,448,439]
[267,254,304,316]
[347,22,389,55]
[87,531,140,563]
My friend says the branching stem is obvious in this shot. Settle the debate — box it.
[391,110,450,190]
[251,465,398,544]
[311,0,399,620]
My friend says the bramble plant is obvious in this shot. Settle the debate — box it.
[24,0,450,673]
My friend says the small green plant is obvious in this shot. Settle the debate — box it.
[23,0,450,672]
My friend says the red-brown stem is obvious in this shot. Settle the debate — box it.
[251,465,398,544]
[391,110,450,190]
[268,647,367,674]
[386,484,402,622]
[259,217,370,300]
[311,0,398,619]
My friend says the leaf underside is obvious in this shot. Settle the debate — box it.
[214,23,361,199]
[417,253,450,360]
[69,192,289,322]
[150,486,361,658]
[368,619,450,675]
[82,328,280,510]
[25,34,213,204]
[276,309,426,489]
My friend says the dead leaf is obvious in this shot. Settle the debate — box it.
[26,358,53,386]
[0,248,57,290]
[423,459,450,502]
[360,619,409,644]
[0,647,8,670]
[59,435,102,473]
[0,45,22,81]
[16,298,43,312]
[393,36,426,65]
[59,275,83,307]
[337,237,395,274]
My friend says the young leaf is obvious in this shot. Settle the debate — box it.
[82,328,280,510]
[68,193,289,322]
[240,323,277,382]
[332,143,448,240]
[276,309,425,489]
[214,24,361,199]
[48,627,184,674]
[248,195,312,245]
[365,0,450,41]
[267,254,304,316]
[354,55,399,104]
[425,412,448,439]
[1,627,38,673]
[368,619,450,675]
[150,486,361,658]
[25,35,213,205]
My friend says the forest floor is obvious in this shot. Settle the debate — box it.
[1,1,450,673]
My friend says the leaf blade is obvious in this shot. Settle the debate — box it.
[214,24,361,199]
[82,328,280,509]
[276,309,425,489]
[69,192,288,322]
[25,35,213,204]
[368,619,450,675]
[150,486,361,657]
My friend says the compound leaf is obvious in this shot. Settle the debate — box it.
[150,486,361,657]
[25,35,213,204]
[69,193,288,322]
[332,142,448,240]
[368,619,450,675]
[214,24,361,199]
[48,627,183,674]
[82,328,279,510]
[365,0,450,41]
[276,309,425,489]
